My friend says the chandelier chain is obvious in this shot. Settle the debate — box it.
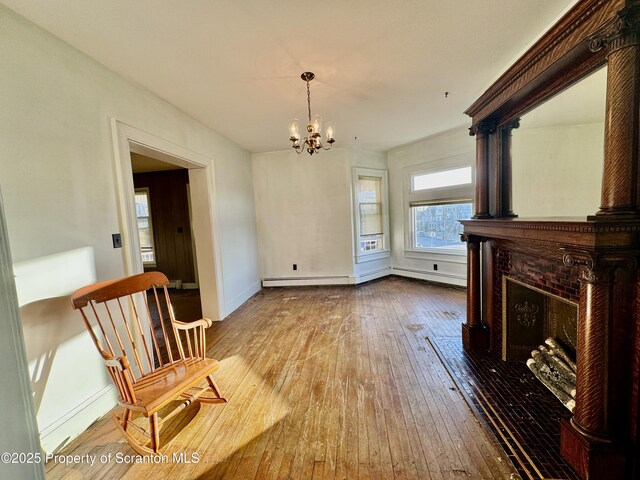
[306,80,311,122]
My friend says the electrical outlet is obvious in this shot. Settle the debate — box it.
[433,263,438,271]
[112,233,122,248]
[293,264,298,271]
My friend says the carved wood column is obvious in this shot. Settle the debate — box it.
[560,249,637,479]
[499,119,519,218]
[470,122,495,219]
[461,234,488,351]
[592,3,640,218]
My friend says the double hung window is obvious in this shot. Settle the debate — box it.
[353,168,389,262]
[407,165,473,254]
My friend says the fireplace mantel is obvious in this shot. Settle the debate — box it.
[460,0,640,477]
[461,217,640,248]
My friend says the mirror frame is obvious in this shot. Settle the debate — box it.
[465,0,640,220]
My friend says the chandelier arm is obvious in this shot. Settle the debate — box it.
[294,136,312,154]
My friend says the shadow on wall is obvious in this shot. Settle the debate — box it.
[13,247,114,451]
[20,295,84,413]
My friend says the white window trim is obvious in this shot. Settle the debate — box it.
[352,167,390,264]
[134,187,158,267]
[403,154,474,257]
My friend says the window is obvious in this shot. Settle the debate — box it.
[134,188,156,265]
[412,166,472,191]
[358,176,383,251]
[412,202,472,251]
[353,168,389,261]
[405,163,473,254]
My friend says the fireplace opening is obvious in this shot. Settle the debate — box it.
[502,277,578,410]
[502,276,577,361]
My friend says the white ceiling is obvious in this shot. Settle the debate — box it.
[3,0,576,153]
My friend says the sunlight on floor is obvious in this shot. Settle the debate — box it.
[198,354,291,463]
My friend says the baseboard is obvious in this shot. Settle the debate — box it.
[262,276,352,287]
[351,267,393,285]
[39,384,117,454]
[391,267,466,287]
[225,280,261,316]
[262,268,466,288]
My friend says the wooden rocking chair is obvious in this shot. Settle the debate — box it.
[71,271,226,455]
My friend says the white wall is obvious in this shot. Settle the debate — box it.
[512,123,604,217]
[0,5,260,453]
[252,147,389,286]
[387,127,473,286]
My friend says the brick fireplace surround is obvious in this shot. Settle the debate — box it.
[459,1,640,478]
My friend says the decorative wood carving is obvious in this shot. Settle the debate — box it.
[470,122,495,219]
[593,2,640,217]
[562,249,637,442]
[465,0,622,126]
[462,1,640,475]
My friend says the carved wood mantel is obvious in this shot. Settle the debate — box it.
[461,1,640,478]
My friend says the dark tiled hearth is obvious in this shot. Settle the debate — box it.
[429,337,579,480]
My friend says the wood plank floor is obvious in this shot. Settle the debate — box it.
[45,276,517,479]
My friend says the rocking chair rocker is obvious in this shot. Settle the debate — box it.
[71,271,226,455]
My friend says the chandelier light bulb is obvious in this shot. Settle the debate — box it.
[289,118,300,141]
[325,122,335,142]
[311,115,322,136]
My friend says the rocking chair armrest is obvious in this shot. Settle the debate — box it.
[100,353,137,405]
[104,357,124,371]
[101,353,134,373]
[174,318,213,330]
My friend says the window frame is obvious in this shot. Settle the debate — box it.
[134,187,158,267]
[352,167,390,263]
[403,156,474,257]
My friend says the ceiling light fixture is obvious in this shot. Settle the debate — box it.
[288,72,335,155]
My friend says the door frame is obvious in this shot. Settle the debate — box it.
[111,119,225,320]
[0,189,45,479]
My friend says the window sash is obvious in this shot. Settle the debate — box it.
[411,200,472,251]
[357,175,384,242]
[411,166,472,192]
[359,202,383,235]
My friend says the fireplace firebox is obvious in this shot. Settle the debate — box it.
[502,276,577,362]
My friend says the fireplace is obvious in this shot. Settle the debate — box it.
[502,276,577,362]
[460,219,640,480]
[457,1,640,476]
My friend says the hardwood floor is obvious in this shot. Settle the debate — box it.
[46,277,517,479]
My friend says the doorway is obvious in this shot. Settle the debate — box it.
[131,154,198,289]
[111,120,225,321]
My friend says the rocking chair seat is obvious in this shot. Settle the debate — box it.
[131,357,220,416]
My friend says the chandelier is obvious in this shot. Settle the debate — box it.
[288,72,335,155]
